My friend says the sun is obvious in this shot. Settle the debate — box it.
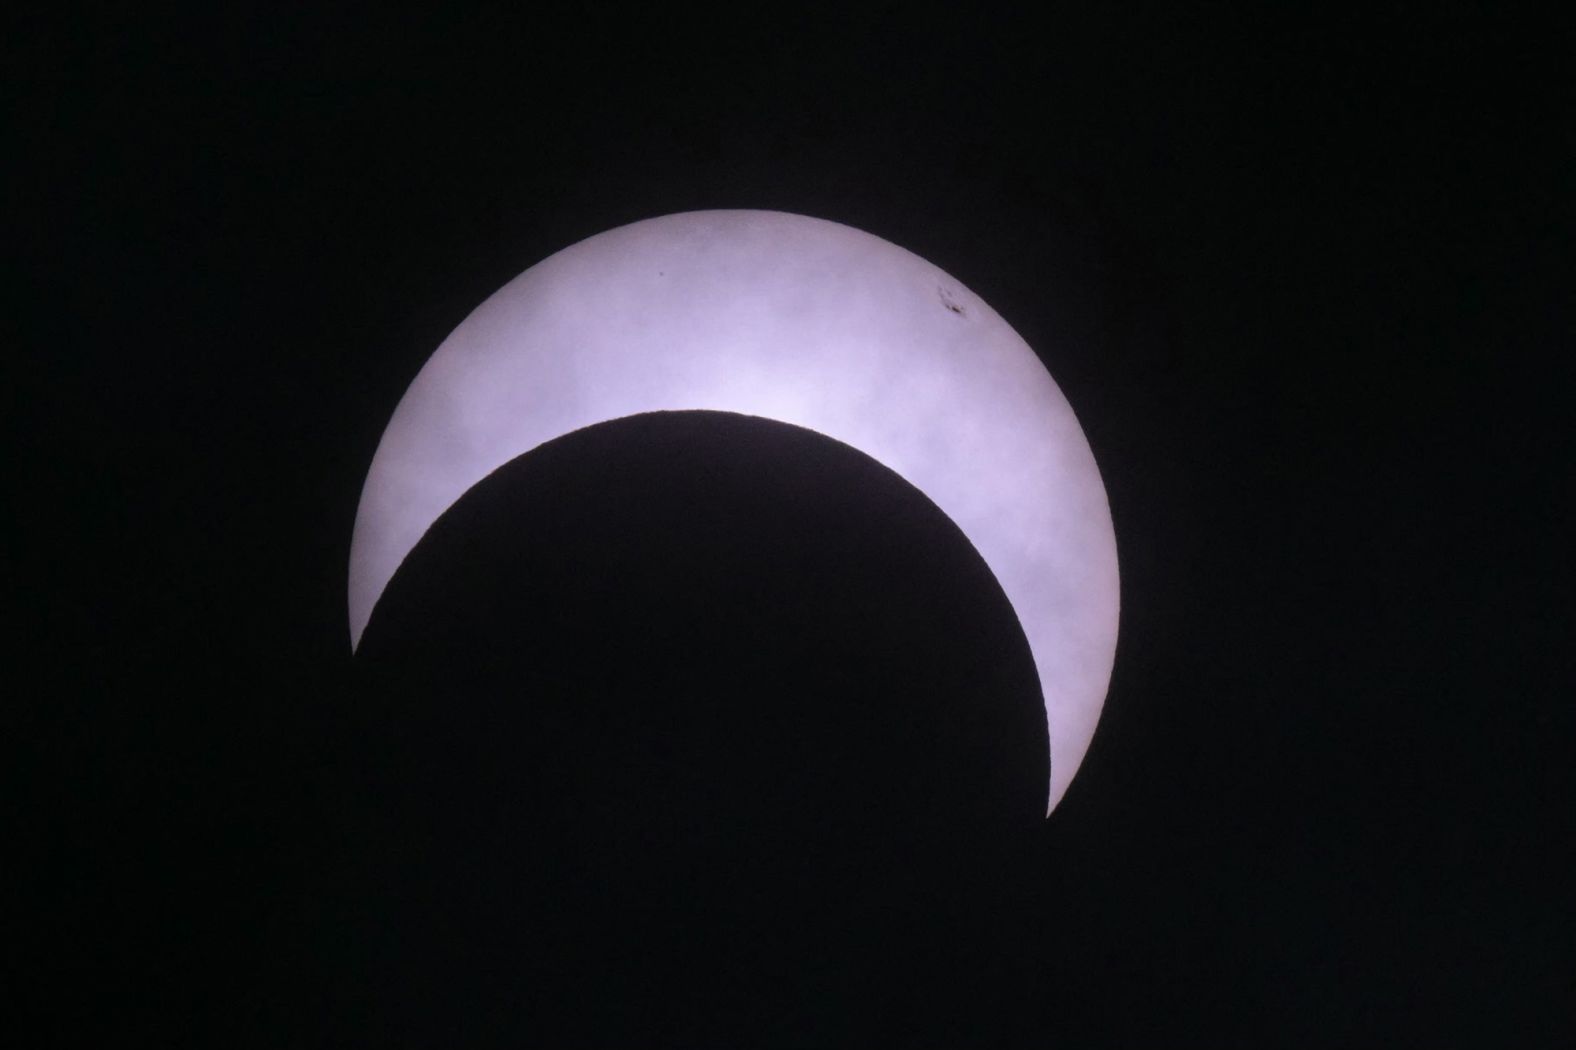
[349,210,1119,811]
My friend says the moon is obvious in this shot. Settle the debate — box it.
[350,210,1118,812]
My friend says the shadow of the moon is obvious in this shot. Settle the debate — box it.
[347,410,1047,1045]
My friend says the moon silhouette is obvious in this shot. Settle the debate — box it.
[349,209,1118,811]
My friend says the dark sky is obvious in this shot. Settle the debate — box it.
[14,5,1571,1046]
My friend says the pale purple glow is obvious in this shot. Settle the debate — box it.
[349,210,1119,813]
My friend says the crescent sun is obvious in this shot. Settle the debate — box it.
[349,210,1120,813]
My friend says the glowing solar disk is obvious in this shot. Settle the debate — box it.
[350,210,1118,813]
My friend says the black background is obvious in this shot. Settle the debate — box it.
[13,5,1571,1046]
